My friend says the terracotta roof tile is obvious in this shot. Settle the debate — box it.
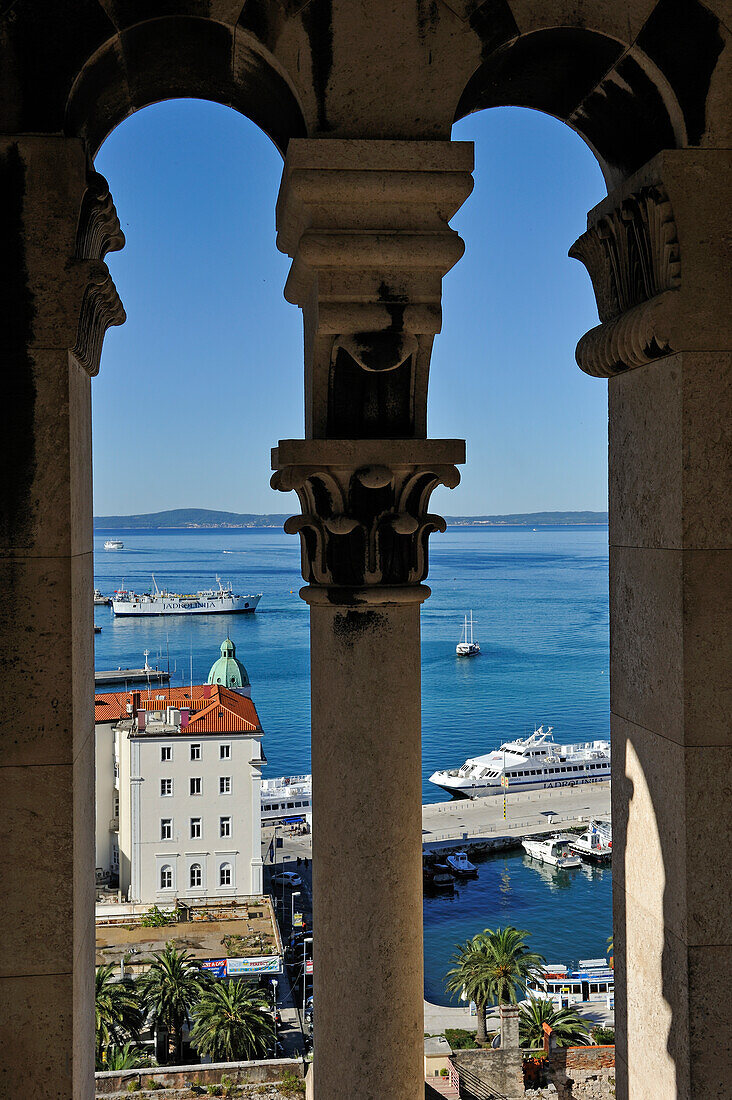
[94,684,262,733]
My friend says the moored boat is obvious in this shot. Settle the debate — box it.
[569,820,612,863]
[94,589,111,605]
[446,851,478,877]
[522,833,581,869]
[429,726,610,798]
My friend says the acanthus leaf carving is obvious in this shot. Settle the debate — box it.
[569,185,681,377]
[271,457,461,588]
[71,171,126,377]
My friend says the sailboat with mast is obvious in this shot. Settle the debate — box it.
[456,611,480,657]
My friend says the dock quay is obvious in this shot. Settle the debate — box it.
[94,666,170,686]
[422,780,610,852]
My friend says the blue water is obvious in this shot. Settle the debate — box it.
[94,524,611,1003]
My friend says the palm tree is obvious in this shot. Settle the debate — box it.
[479,927,546,1006]
[445,927,545,1045]
[137,943,207,1063]
[190,979,274,1062]
[98,1041,156,1071]
[95,964,143,1064]
[519,996,591,1048]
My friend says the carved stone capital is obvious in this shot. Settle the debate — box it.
[71,171,125,376]
[570,185,680,377]
[271,439,465,588]
[276,140,474,437]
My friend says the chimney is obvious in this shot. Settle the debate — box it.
[499,1003,520,1051]
[131,690,140,717]
[137,709,146,731]
[203,684,212,700]
[180,708,190,729]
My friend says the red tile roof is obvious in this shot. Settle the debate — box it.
[94,684,262,734]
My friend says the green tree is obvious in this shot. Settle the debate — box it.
[137,943,207,1063]
[95,964,143,1064]
[519,996,591,1048]
[445,927,545,1045]
[190,979,274,1062]
[99,1041,156,1070]
[479,927,546,1006]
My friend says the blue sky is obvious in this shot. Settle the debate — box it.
[94,100,607,517]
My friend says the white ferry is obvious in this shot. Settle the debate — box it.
[112,575,261,617]
[428,726,610,798]
[104,539,124,550]
[261,775,311,824]
[526,960,614,1009]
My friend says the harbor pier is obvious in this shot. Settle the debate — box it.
[422,780,610,850]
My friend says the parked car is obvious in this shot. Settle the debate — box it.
[272,871,302,887]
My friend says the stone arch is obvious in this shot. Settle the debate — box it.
[452,22,721,187]
[65,17,307,157]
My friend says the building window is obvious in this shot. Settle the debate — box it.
[112,846,119,868]
[190,863,202,888]
[161,745,172,762]
[219,862,232,887]
[220,744,231,760]
[161,779,173,797]
[161,818,173,840]
[190,744,201,761]
[190,817,202,839]
[160,865,173,890]
[220,816,231,838]
[190,777,202,796]
[219,776,231,795]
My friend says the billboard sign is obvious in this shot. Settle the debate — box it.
[226,955,282,976]
[293,912,304,928]
[305,959,313,975]
[201,959,226,978]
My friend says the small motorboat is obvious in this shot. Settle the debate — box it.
[522,834,581,869]
[446,851,478,877]
[569,820,612,863]
[93,589,110,605]
[94,625,102,634]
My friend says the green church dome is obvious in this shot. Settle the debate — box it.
[207,637,250,693]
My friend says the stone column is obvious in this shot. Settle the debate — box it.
[570,149,731,1100]
[272,140,472,1099]
[0,137,124,1098]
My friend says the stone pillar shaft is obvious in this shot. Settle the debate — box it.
[571,149,731,1100]
[0,136,124,1099]
[308,589,426,1098]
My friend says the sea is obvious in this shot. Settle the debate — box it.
[94,523,611,1005]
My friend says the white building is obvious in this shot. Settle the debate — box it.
[95,639,265,903]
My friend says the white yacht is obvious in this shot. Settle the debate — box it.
[104,538,124,550]
[112,575,261,616]
[569,820,612,863]
[428,726,610,798]
[446,851,478,877]
[456,611,480,657]
[261,775,311,824]
[522,834,581,869]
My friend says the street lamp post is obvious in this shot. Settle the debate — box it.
[271,978,278,1056]
[302,935,313,1047]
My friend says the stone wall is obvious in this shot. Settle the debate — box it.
[95,1057,304,1095]
[526,1045,616,1100]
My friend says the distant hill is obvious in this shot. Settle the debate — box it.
[94,507,608,529]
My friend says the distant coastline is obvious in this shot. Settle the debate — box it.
[94,507,608,530]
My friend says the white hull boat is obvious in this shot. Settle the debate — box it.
[429,726,610,798]
[446,851,478,877]
[112,575,261,617]
[456,611,480,656]
[261,775,312,824]
[104,539,124,550]
[522,834,581,869]
[569,820,612,863]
